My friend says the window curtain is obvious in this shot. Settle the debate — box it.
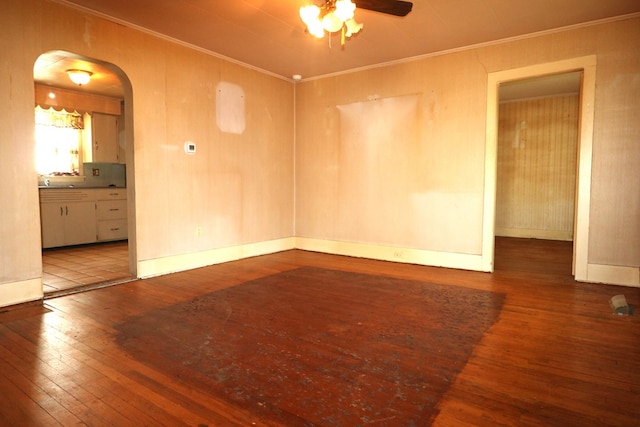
[35,105,84,129]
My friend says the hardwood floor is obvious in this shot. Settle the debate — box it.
[1,238,639,426]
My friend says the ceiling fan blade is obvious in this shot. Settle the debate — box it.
[356,0,413,17]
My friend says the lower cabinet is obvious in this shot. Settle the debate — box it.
[97,199,128,241]
[40,188,127,248]
[40,201,97,248]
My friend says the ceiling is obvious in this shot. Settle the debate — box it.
[499,71,582,102]
[36,0,639,96]
[34,50,125,98]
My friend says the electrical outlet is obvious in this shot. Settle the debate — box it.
[196,226,202,237]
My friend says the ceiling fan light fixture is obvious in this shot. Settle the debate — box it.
[300,0,362,45]
[66,69,92,86]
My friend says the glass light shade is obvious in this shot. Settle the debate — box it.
[322,12,343,33]
[66,69,92,86]
[307,20,325,38]
[334,0,356,21]
[344,19,363,37]
[299,5,320,25]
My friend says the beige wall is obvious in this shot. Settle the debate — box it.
[295,17,639,279]
[296,51,489,258]
[0,0,294,306]
[496,95,579,241]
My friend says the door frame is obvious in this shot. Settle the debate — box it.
[481,55,597,280]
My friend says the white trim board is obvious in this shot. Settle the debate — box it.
[295,238,487,272]
[0,279,43,307]
[587,264,640,288]
[137,237,296,279]
[484,55,597,281]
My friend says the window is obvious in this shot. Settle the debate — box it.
[35,106,88,175]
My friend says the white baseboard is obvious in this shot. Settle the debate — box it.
[0,278,42,307]
[295,237,488,272]
[496,227,572,241]
[137,237,296,278]
[586,263,640,287]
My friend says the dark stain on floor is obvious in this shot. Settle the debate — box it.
[115,266,505,426]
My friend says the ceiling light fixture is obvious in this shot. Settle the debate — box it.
[300,0,363,46]
[66,69,93,86]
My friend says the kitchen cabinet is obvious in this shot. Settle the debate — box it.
[96,189,128,241]
[39,188,127,248]
[92,113,119,163]
[40,192,97,248]
[40,202,66,248]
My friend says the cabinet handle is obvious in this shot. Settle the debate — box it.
[110,228,120,232]
[65,206,69,216]
[109,208,119,212]
[60,206,63,216]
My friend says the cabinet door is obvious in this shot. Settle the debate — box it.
[92,113,119,163]
[64,201,97,246]
[40,203,66,248]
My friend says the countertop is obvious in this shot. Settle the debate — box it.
[38,186,126,189]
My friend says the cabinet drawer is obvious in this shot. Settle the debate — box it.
[94,188,127,200]
[97,219,128,241]
[97,200,127,220]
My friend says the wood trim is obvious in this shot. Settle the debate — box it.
[137,237,296,278]
[574,63,596,281]
[587,264,640,287]
[0,279,42,306]
[496,227,573,241]
[295,237,487,272]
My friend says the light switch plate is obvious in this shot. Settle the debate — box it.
[184,141,196,154]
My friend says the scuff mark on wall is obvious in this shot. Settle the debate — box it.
[216,82,245,134]
[335,94,419,246]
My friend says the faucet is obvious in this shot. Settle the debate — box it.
[44,178,50,186]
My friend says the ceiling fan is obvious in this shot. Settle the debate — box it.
[300,0,413,46]
[356,0,413,17]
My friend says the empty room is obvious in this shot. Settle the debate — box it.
[1,0,639,425]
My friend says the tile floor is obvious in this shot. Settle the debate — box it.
[42,241,133,294]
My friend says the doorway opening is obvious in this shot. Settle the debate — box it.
[494,72,581,275]
[482,56,597,280]
[33,50,137,296]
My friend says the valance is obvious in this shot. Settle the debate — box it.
[35,105,84,129]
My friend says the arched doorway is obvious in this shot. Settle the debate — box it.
[33,50,136,295]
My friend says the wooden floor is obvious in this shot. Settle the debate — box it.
[1,238,639,426]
